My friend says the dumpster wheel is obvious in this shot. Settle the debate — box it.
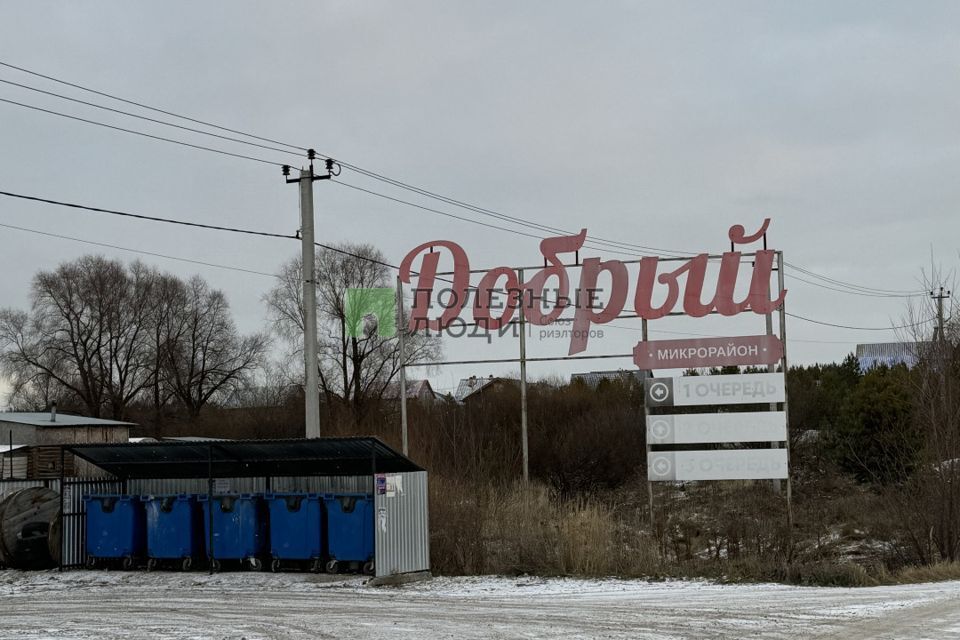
[85,556,96,569]
[147,558,157,571]
[363,560,375,576]
[249,557,262,571]
[310,559,321,573]
[271,558,281,573]
[122,556,134,570]
[325,559,338,574]
[182,557,193,571]
[208,558,219,572]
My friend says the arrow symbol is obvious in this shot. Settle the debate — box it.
[649,382,669,402]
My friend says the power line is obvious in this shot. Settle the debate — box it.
[785,272,924,298]
[785,261,923,296]
[334,179,649,258]
[336,162,688,257]
[0,190,296,239]
[785,311,929,331]
[0,97,289,167]
[0,76,305,160]
[0,60,670,257]
[0,59,307,153]
[2,187,927,335]
[0,221,281,279]
[612,324,894,344]
[0,61,684,256]
[0,59,925,300]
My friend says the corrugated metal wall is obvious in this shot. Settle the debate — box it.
[130,477,267,496]
[129,476,370,495]
[0,478,56,499]
[0,457,27,479]
[270,475,371,493]
[374,471,430,577]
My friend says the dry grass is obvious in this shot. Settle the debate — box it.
[894,561,960,584]
[428,474,960,587]
[430,477,660,577]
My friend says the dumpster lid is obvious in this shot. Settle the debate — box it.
[64,437,424,479]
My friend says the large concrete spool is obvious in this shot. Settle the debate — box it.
[0,487,60,569]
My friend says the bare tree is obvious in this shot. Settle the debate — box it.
[146,272,185,420]
[0,256,155,419]
[896,272,960,562]
[264,243,440,420]
[0,256,266,422]
[865,269,960,564]
[161,276,268,418]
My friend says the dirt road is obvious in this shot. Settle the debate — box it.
[1,571,958,639]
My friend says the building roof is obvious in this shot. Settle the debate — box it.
[454,376,505,403]
[66,436,423,479]
[0,413,136,428]
[0,444,28,454]
[570,369,650,388]
[855,342,926,370]
[384,379,436,401]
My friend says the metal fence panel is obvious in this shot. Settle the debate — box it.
[374,471,429,577]
[129,477,267,496]
[269,476,371,494]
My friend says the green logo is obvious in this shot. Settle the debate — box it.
[345,288,397,338]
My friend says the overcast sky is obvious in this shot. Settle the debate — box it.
[1,2,958,397]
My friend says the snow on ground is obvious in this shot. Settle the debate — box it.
[1,570,959,639]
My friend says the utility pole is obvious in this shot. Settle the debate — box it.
[284,151,334,438]
[518,268,529,483]
[932,286,951,342]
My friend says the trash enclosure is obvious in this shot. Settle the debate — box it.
[62,437,429,579]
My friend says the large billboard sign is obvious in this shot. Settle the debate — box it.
[647,450,788,482]
[644,372,785,408]
[398,219,786,355]
[646,412,787,445]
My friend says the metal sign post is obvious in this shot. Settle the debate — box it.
[642,318,655,526]
[396,275,409,456]
[518,268,529,484]
[778,251,795,554]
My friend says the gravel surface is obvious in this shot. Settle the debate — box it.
[1,571,959,639]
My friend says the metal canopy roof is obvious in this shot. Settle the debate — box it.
[65,437,423,479]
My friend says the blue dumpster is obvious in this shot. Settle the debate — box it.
[265,493,323,572]
[84,494,145,569]
[199,494,267,570]
[323,493,374,574]
[142,494,205,570]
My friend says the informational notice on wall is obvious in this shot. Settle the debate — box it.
[375,473,387,496]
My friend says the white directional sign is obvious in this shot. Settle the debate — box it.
[647,449,788,482]
[645,372,785,407]
[646,412,787,445]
